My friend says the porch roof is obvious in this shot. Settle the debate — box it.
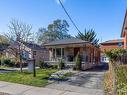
[44,38,89,46]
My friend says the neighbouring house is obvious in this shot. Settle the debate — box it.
[0,43,9,58]
[5,41,49,65]
[121,9,127,49]
[44,38,100,70]
[100,39,124,62]
[100,9,127,63]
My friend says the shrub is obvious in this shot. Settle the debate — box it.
[58,59,65,69]
[75,53,82,70]
[51,64,58,69]
[38,61,49,69]
[115,65,127,94]
[2,59,14,67]
[73,65,76,70]
[39,61,45,69]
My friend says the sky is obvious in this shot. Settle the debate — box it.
[0,0,127,42]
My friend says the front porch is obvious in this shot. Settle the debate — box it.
[49,45,90,61]
[47,46,99,70]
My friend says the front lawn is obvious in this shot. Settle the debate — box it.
[0,69,57,87]
[0,66,11,69]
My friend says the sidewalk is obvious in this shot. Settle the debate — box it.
[0,81,88,95]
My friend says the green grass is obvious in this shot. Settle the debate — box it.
[0,66,11,69]
[115,65,127,94]
[104,65,127,95]
[0,69,57,87]
[63,72,74,77]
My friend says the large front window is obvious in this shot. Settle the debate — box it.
[52,48,64,58]
[56,48,61,57]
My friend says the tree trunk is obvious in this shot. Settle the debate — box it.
[20,62,23,73]
[19,54,23,73]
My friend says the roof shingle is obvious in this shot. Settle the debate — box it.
[44,38,89,46]
[100,39,123,44]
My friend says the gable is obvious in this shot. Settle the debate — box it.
[121,9,127,37]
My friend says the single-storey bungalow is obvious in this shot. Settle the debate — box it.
[44,38,100,70]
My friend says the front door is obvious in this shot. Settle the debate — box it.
[74,48,80,57]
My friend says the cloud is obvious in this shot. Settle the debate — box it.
[55,0,66,4]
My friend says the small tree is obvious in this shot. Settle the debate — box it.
[75,52,82,70]
[58,59,65,70]
[76,29,99,47]
[105,49,126,65]
[5,19,33,72]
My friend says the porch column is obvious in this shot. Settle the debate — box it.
[61,48,63,58]
[49,48,53,61]
[55,48,56,58]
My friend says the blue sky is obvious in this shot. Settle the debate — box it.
[0,0,127,42]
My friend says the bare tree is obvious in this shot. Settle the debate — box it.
[5,19,33,72]
[6,19,32,42]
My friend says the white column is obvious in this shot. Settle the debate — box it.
[49,48,52,61]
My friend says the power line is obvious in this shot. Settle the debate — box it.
[58,0,80,33]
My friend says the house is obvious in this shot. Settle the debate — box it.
[0,43,9,58]
[100,9,127,63]
[100,39,124,62]
[5,42,49,65]
[121,9,127,49]
[44,38,100,70]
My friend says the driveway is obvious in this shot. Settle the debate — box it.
[46,63,108,95]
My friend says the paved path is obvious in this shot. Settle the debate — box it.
[0,81,89,95]
[46,64,108,95]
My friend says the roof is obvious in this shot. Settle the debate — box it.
[0,43,9,51]
[44,38,89,46]
[100,39,123,45]
[121,9,127,37]
[23,42,45,50]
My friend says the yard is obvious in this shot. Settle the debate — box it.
[0,69,57,87]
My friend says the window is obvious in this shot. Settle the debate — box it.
[52,48,64,58]
[56,48,61,57]
[118,42,123,47]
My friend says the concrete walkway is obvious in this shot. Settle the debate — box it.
[0,81,88,95]
[46,71,104,95]
[46,64,108,95]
